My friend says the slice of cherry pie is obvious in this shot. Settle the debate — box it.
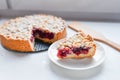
[57,32,96,59]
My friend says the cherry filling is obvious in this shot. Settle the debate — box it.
[72,47,90,55]
[57,47,70,58]
[57,47,91,58]
[32,29,54,39]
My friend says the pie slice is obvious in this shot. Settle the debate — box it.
[57,32,96,59]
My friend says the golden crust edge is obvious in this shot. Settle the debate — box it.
[0,35,34,52]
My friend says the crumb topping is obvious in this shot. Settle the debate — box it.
[58,32,95,49]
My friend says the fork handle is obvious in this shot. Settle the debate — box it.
[95,38,120,52]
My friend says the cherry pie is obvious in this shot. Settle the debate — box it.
[57,32,96,59]
[0,15,67,52]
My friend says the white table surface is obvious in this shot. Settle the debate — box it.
[0,19,120,80]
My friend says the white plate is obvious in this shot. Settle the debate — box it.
[48,39,105,70]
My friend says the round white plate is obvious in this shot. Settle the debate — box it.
[48,39,105,70]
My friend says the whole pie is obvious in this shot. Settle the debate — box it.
[57,32,96,59]
[0,15,67,52]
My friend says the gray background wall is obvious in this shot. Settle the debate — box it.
[0,0,120,21]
